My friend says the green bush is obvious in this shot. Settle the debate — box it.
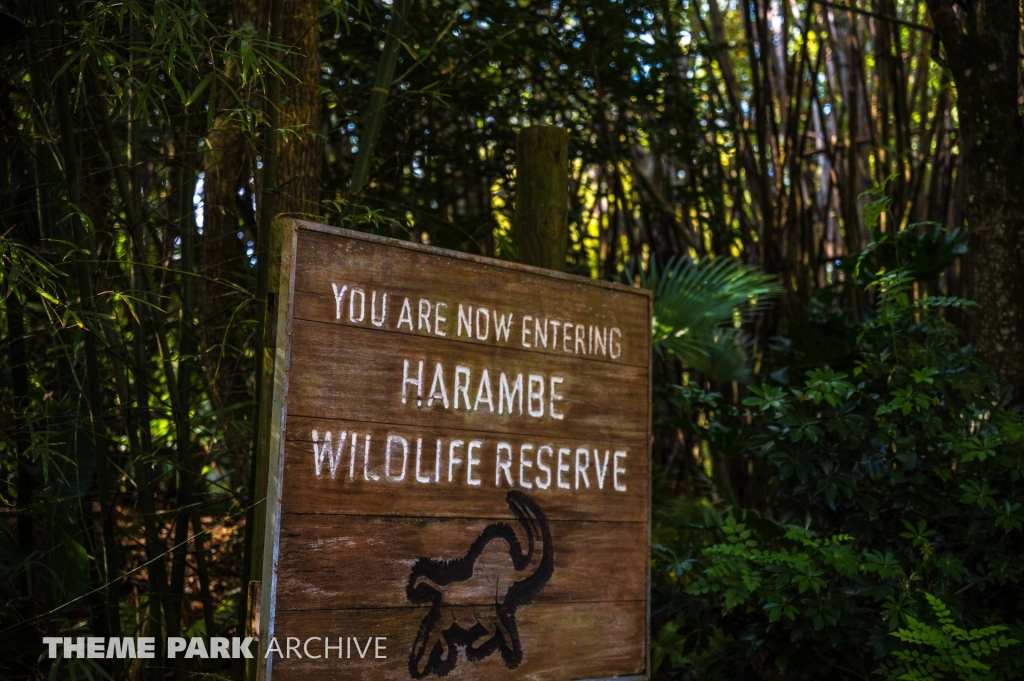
[652,269,1024,680]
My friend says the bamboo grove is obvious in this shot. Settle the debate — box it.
[0,0,1020,679]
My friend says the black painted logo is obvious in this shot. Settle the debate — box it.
[406,491,554,677]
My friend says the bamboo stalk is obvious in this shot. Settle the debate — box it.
[349,0,409,195]
[74,17,213,653]
[192,512,217,638]
[0,147,35,610]
[43,0,122,646]
[115,301,174,655]
[7,288,34,603]
[77,14,211,653]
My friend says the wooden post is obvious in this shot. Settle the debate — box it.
[245,217,285,681]
[513,125,569,271]
[243,4,284,676]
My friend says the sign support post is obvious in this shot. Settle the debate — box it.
[514,125,570,272]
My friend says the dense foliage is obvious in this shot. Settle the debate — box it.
[0,0,1021,679]
[651,260,1024,679]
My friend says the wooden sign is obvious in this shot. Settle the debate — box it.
[255,220,651,680]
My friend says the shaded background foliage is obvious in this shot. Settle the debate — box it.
[0,0,1021,679]
[652,261,1024,680]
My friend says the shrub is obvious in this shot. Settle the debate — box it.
[652,269,1024,680]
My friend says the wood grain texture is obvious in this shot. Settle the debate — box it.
[275,514,647,609]
[279,421,647,522]
[259,222,651,681]
[291,227,649,367]
[269,601,646,681]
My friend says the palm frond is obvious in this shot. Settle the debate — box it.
[631,256,782,380]
[686,329,756,383]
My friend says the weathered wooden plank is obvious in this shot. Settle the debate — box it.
[269,600,646,681]
[278,426,648,522]
[275,515,647,610]
[291,227,649,367]
[286,320,649,442]
[257,221,652,681]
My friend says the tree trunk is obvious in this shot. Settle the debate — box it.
[273,0,323,215]
[925,0,1024,395]
[200,1,263,480]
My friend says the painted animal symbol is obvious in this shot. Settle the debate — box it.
[406,490,554,678]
